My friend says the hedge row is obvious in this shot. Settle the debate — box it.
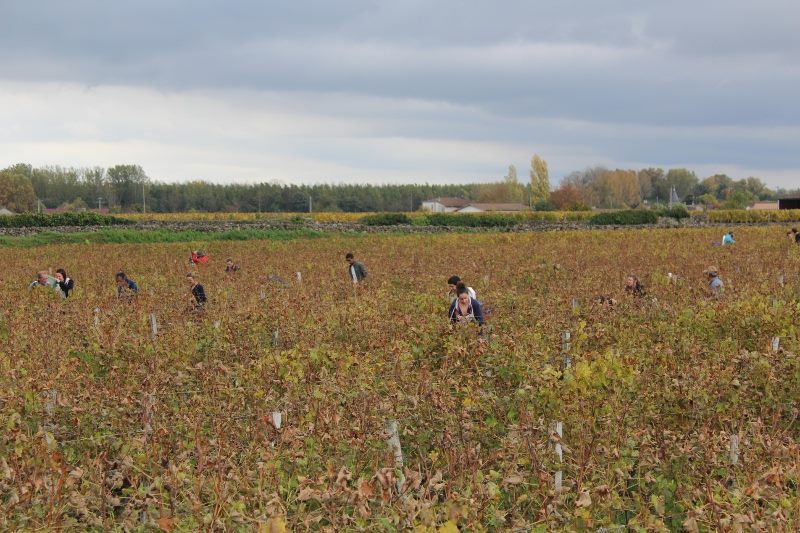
[589,210,659,225]
[700,209,800,223]
[0,212,131,228]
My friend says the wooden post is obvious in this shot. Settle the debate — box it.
[729,433,739,465]
[271,411,282,429]
[213,320,220,330]
[779,273,785,288]
[260,288,266,300]
[771,337,780,353]
[150,313,158,341]
[93,307,101,327]
[384,419,405,493]
[571,298,580,312]
[296,272,302,283]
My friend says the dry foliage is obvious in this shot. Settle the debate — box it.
[1,227,799,531]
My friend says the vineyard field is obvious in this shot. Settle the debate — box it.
[2,227,800,531]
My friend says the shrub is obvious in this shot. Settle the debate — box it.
[426,212,522,227]
[0,212,131,228]
[360,213,412,226]
[656,204,690,220]
[589,210,658,225]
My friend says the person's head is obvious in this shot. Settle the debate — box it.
[447,275,461,292]
[456,283,471,305]
[226,258,234,266]
[793,228,798,234]
[186,273,197,285]
[37,271,49,284]
[345,252,355,264]
[115,272,127,285]
[625,275,638,288]
[704,266,719,278]
[55,268,67,283]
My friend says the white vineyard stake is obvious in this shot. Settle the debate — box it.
[142,393,155,441]
[729,433,739,465]
[150,313,158,341]
[93,307,101,327]
[43,389,57,449]
[271,411,282,429]
[561,330,572,370]
[296,271,302,283]
[771,337,780,353]
[385,419,406,493]
[552,421,564,493]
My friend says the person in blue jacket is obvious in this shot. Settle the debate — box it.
[448,283,484,326]
[722,231,735,245]
[116,272,139,298]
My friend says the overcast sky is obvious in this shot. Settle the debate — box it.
[1,1,798,187]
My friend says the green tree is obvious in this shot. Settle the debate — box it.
[503,164,524,202]
[0,169,37,212]
[529,154,550,205]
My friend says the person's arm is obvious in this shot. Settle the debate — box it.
[447,300,457,322]
[28,280,38,290]
[350,265,358,283]
[472,299,485,326]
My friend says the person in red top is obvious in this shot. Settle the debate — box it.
[189,250,209,266]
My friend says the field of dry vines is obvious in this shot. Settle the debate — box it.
[1,227,799,531]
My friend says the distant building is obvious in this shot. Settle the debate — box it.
[0,207,14,215]
[420,197,469,212]
[458,203,529,213]
[748,201,779,210]
[778,197,800,210]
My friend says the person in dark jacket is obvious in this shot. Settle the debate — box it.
[54,268,74,298]
[345,252,367,284]
[187,273,207,308]
[116,272,139,298]
[448,283,485,326]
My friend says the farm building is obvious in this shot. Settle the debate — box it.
[420,197,470,212]
[778,197,800,210]
[458,203,529,213]
[748,201,779,210]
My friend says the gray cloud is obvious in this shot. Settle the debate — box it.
[1,1,799,186]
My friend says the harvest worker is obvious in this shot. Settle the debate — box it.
[624,274,645,297]
[225,258,240,273]
[187,273,207,309]
[448,283,485,327]
[704,266,724,295]
[345,252,367,284]
[28,271,60,294]
[722,231,735,245]
[447,275,477,303]
[54,268,75,298]
[190,250,209,266]
[116,272,139,298]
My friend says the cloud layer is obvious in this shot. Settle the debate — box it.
[1,1,798,186]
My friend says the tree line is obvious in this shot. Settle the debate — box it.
[0,160,796,213]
